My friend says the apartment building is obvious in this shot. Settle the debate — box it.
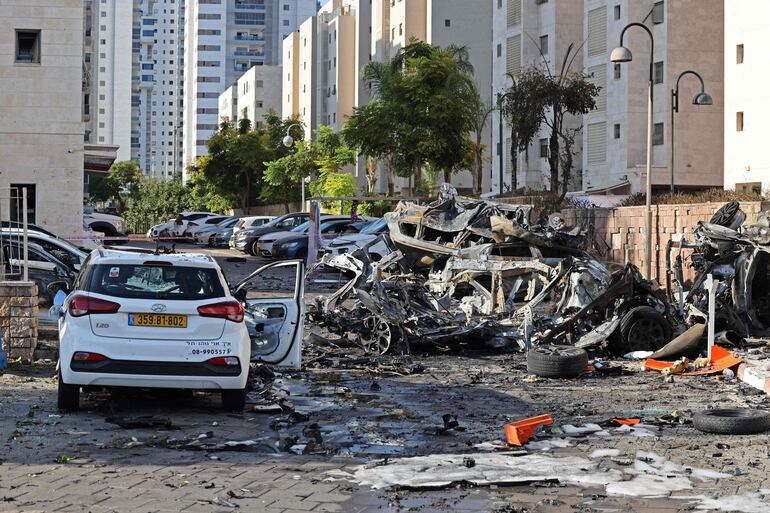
[0,0,85,236]
[724,1,769,194]
[284,0,493,194]
[85,0,185,178]
[218,65,282,127]
[183,0,316,179]
[492,0,722,195]
[582,0,723,195]
[492,0,584,193]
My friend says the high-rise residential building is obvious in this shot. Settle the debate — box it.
[85,0,185,178]
[492,0,584,193]
[724,0,768,194]
[218,65,283,127]
[285,0,493,194]
[493,0,723,196]
[1,0,86,236]
[183,0,316,179]
[581,0,722,195]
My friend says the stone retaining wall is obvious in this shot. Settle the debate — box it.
[561,201,770,285]
[0,281,39,363]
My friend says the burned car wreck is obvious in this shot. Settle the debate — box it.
[308,187,674,355]
[667,202,770,341]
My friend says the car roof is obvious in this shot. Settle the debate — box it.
[90,248,218,268]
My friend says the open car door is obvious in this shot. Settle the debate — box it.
[232,260,305,369]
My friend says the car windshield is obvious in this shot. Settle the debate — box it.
[87,264,225,300]
[360,218,387,234]
[290,221,311,233]
[216,217,238,228]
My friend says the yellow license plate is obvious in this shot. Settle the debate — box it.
[129,313,188,328]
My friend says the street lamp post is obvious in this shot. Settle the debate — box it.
[611,23,654,280]
[670,71,713,194]
[497,92,505,196]
[282,123,305,205]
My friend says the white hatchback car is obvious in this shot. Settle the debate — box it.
[55,249,305,412]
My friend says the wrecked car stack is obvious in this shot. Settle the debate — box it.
[309,185,676,355]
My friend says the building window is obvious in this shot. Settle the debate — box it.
[535,0,548,4]
[652,122,664,145]
[613,123,620,139]
[613,63,621,80]
[399,23,403,36]
[652,1,664,24]
[737,44,744,64]
[653,61,664,84]
[498,0,502,7]
[614,4,620,20]
[539,35,548,55]
[735,182,761,194]
[445,19,451,27]
[497,44,502,57]
[15,30,41,63]
[539,138,548,158]
[736,111,744,131]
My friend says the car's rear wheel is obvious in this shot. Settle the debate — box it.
[221,388,246,411]
[57,371,80,412]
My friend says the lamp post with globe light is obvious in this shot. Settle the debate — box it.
[670,70,713,194]
[282,124,308,206]
[611,22,654,280]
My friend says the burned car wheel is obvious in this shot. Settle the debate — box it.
[527,345,588,379]
[357,316,394,355]
[693,409,770,435]
[614,306,672,354]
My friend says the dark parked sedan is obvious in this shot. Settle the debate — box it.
[231,212,309,255]
[270,219,365,260]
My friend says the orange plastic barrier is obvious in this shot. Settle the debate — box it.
[504,414,553,446]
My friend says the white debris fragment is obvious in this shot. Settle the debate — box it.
[525,439,571,451]
[562,423,607,436]
[589,448,621,459]
[624,351,654,359]
[607,474,693,497]
[350,453,624,490]
[683,492,770,513]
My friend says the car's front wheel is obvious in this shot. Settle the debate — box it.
[249,240,260,256]
[57,371,80,411]
[221,388,246,411]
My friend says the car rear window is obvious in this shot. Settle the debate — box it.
[87,264,225,300]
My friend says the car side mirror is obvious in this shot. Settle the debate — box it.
[233,287,247,303]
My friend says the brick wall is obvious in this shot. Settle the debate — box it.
[0,282,39,363]
[561,201,770,285]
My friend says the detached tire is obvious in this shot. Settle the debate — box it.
[693,409,770,435]
[57,371,80,412]
[527,345,588,378]
[615,306,672,354]
[221,389,246,412]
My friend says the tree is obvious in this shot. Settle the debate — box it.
[187,159,233,213]
[124,176,205,232]
[502,44,600,197]
[200,118,274,211]
[342,101,397,194]
[89,160,144,209]
[468,96,496,195]
[350,40,478,194]
[262,125,356,213]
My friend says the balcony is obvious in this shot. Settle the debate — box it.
[234,49,264,57]
[235,33,264,42]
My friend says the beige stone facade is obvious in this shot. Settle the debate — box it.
[0,281,39,363]
[0,0,85,238]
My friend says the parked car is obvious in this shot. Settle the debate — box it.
[323,218,390,261]
[84,206,126,245]
[232,216,275,236]
[266,218,365,259]
[1,240,75,304]
[146,212,217,240]
[0,228,88,271]
[231,212,310,255]
[192,217,240,245]
[54,249,305,412]
[190,216,238,244]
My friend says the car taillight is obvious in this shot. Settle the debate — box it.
[197,301,244,323]
[68,295,121,317]
[73,352,107,362]
[207,356,240,366]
